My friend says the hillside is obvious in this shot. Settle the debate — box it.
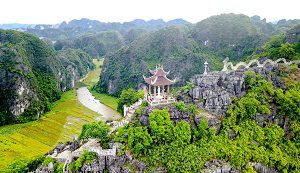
[253,24,300,60]
[96,13,291,96]
[0,30,94,126]
[95,25,223,95]
[192,13,265,60]
[54,31,125,58]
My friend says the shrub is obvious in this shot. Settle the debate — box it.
[136,101,148,115]
[128,126,152,155]
[68,151,97,171]
[117,88,144,114]
[42,156,56,166]
[174,121,191,145]
[79,121,110,146]
[182,82,194,93]
[275,88,300,121]
[174,101,186,111]
[149,109,174,144]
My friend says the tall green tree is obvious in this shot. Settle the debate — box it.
[149,109,174,144]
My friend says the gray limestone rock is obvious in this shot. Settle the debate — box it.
[81,157,105,173]
[253,163,279,173]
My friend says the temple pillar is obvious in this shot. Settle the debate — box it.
[162,85,164,95]
[154,86,156,96]
[167,85,170,93]
[148,84,151,95]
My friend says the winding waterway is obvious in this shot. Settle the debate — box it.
[77,87,120,120]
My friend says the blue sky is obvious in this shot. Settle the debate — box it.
[1,0,299,24]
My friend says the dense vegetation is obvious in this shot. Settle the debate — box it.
[79,121,110,147]
[54,31,125,58]
[117,88,144,114]
[253,25,300,60]
[0,30,94,126]
[114,67,300,172]
[68,150,97,172]
[96,14,300,96]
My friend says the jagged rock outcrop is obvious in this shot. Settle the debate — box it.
[41,139,146,173]
[202,161,279,173]
[179,65,289,117]
[81,156,106,172]
[253,163,279,173]
[180,70,246,116]
[31,162,54,173]
[202,160,239,173]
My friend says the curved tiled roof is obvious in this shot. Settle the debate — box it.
[143,65,175,86]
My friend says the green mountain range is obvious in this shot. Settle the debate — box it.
[96,13,300,95]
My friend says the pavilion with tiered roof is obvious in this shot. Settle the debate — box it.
[143,64,176,105]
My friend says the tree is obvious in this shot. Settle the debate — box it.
[279,43,295,59]
[79,121,110,145]
[174,121,191,145]
[149,109,174,144]
[194,118,209,140]
[117,88,144,114]
[128,126,152,155]
[275,88,300,120]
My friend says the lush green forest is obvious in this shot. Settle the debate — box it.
[96,14,300,96]
[253,25,300,60]
[54,31,125,58]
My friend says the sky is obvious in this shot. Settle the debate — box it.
[1,0,299,24]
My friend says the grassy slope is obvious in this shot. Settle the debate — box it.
[0,90,100,171]
[82,59,118,111]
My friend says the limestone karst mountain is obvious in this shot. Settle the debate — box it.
[96,14,300,96]
[0,30,94,125]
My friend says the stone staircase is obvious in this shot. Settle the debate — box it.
[109,102,140,133]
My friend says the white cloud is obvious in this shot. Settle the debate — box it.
[0,0,299,24]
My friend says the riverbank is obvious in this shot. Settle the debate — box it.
[77,87,120,120]
[81,59,119,111]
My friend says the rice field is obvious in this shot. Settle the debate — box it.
[0,89,101,171]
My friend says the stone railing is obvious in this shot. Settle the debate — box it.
[148,98,176,106]
[61,140,120,172]
[146,94,176,106]
[222,57,300,72]
[109,100,142,133]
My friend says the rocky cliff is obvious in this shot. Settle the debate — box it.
[179,64,287,117]
[0,30,94,125]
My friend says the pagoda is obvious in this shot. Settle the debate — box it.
[143,64,176,105]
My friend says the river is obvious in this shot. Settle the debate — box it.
[77,87,120,120]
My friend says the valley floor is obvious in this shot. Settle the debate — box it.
[81,59,118,111]
[0,90,100,170]
[0,59,120,171]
